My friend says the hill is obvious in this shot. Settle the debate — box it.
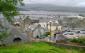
[18,4,85,13]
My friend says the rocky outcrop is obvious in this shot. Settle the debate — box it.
[2,26,31,44]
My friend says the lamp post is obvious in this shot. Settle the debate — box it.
[48,21,52,40]
[55,20,59,31]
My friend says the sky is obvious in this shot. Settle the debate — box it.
[23,0,85,7]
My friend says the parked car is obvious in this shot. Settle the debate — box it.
[63,32,79,39]
[74,30,85,37]
[78,30,85,37]
[80,30,85,34]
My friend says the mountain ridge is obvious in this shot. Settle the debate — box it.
[17,4,85,13]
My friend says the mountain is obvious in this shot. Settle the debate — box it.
[18,4,85,13]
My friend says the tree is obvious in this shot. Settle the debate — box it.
[0,0,23,23]
[0,0,23,45]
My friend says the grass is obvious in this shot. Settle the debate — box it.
[0,42,85,53]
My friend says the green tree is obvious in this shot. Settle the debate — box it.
[0,0,23,23]
[0,0,23,45]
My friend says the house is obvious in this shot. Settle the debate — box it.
[28,23,48,38]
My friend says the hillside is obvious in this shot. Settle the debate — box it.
[18,4,85,13]
[0,42,84,53]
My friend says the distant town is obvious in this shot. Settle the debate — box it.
[0,10,85,43]
[0,0,85,53]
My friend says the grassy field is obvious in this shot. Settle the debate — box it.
[0,42,85,53]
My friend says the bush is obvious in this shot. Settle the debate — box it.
[45,32,51,36]
[35,32,51,39]
[69,37,85,45]
[0,30,10,40]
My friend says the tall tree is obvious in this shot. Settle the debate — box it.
[0,0,23,23]
[0,0,23,45]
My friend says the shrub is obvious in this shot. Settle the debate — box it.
[0,29,10,42]
[69,37,85,45]
[0,30,10,45]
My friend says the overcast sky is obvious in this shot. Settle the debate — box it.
[23,0,85,7]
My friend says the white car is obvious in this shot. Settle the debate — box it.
[63,32,79,39]
[78,30,85,37]
[74,30,85,37]
[80,30,85,34]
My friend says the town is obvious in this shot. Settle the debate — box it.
[0,0,85,53]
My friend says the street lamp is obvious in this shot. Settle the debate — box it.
[48,21,52,40]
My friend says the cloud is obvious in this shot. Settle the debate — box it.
[23,0,85,7]
[75,2,85,7]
